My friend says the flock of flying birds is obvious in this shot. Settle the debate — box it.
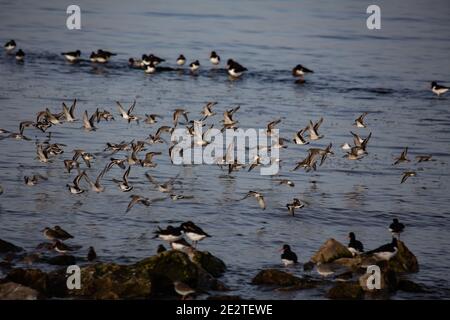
[0,39,446,279]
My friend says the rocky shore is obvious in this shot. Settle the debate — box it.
[0,237,424,300]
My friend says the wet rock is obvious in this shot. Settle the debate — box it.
[6,268,49,295]
[310,238,353,264]
[397,279,426,293]
[326,282,364,300]
[0,238,23,253]
[0,282,42,300]
[335,271,353,281]
[71,262,154,299]
[46,255,77,266]
[20,253,43,265]
[192,250,226,277]
[333,257,363,270]
[252,269,319,289]
[386,241,419,273]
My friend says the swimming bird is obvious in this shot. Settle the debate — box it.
[62,99,77,122]
[286,198,306,216]
[0,185,3,195]
[117,100,139,123]
[227,59,247,78]
[128,57,143,68]
[389,218,405,239]
[153,225,183,242]
[365,238,398,261]
[82,110,96,131]
[393,147,410,165]
[126,195,152,213]
[61,50,81,62]
[416,155,432,163]
[431,81,449,96]
[54,226,74,240]
[176,54,186,66]
[97,49,116,58]
[4,39,16,52]
[401,171,416,184]
[24,174,48,186]
[277,179,295,187]
[189,60,200,72]
[89,51,108,63]
[112,166,133,192]
[292,64,314,77]
[148,54,165,65]
[180,221,211,247]
[280,244,298,266]
[173,281,195,300]
[144,62,156,74]
[241,191,266,210]
[145,173,178,193]
[15,49,25,61]
[210,51,220,65]
[354,112,368,128]
[347,232,364,256]
[87,247,97,261]
[67,171,87,194]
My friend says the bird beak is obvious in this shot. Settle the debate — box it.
[278,248,284,253]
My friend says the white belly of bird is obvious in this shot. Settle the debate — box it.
[282,259,294,266]
[210,57,220,65]
[177,59,185,66]
[190,65,199,71]
[228,69,243,78]
[186,232,206,242]
[145,66,156,74]
[295,70,304,76]
[5,45,15,51]
[65,55,77,62]
[433,87,449,95]
[96,57,107,63]
[171,242,188,250]
[160,234,182,242]
[374,249,397,261]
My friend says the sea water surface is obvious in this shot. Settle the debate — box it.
[0,0,450,299]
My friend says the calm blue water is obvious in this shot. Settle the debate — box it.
[0,0,450,299]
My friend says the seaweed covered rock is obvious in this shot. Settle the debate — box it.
[252,269,319,289]
[326,282,364,300]
[0,282,42,300]
[310,239,353,264]
[0,238,23,253]
[192,250,226,277]
[5,268,49,294]
[386,240,419,273]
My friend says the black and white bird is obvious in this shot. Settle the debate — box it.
[431,81,449,96]
[87,246,97,261]
[61,50,81,62]
[389,218,405,239]
[15,49,25,61]
[189,60,200,72]
[144,61,157,74]
[148,54,165,65]
[292,64,314,77]
[365,238,398,261]
[227,59,247,78]
[210,51,220,65]
[176,54,186,66]
[4,39,16,52]
[153,225,183,243]
[280,244,298,266]
[180,221,211,247]
[347,232,364,256]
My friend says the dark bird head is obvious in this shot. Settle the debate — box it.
[348,232,356,240]
[281,244,291,252]
[227,59,235,67]
[75,50,81,55]
[393,218,399,223]
[211,51,217,57]
[128,58,134,64]
[431,81,437,88]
